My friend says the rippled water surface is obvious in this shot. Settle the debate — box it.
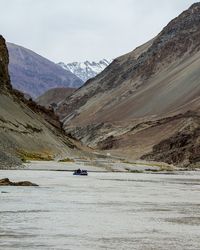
[1,170,200,250]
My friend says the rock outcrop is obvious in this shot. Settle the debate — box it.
[0,178,38,186]
[141,114,200,167]
[0,36,12,93]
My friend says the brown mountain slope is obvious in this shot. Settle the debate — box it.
[57,3,200,167]
[36,87,76,108]
[0,35,81,169]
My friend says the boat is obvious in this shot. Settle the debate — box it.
[73,169,88,176]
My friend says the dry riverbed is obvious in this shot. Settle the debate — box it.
[21,158,175,173]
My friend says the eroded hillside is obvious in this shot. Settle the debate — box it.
[0,36,80,169]
[57,3,200,167]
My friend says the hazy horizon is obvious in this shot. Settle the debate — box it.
[0,0,197,63]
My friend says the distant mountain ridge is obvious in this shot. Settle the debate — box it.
[58,59,111,82]
[7,43,83,98]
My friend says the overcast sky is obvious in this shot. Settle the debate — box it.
[0,0,197,63]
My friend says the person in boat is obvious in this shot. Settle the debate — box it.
[76,168,81,174]
[73,169,88,175]
[73,169,81,174]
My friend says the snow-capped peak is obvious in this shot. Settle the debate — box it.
[58,59,112,82]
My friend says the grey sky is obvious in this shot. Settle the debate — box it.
[0,0,197,63]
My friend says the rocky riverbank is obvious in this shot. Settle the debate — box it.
[0,178,38,186]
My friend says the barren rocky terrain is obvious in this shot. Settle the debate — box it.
[0,36,87,169]
[36,87,76,109]
[57,3,200,168]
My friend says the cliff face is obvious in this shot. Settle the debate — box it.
[0,36,12,93]
[56,3,200,167]
[0,36,79,169]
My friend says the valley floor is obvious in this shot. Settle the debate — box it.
[21,159,172,173]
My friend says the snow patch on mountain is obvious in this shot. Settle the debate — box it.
[58,59,112,82]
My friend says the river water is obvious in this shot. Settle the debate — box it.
[0,170,200,250]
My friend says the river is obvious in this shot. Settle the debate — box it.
[0,170,200,249]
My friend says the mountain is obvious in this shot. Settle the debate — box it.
[0,35,81,169]
[57,3,200,168]
[36,87,75,108]
[58,59,111,82]
[7,43,83,98]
